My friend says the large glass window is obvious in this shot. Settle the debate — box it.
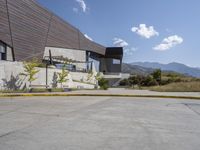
[0,42,6,60]
[113,59,120,64]
[89,57,100,72]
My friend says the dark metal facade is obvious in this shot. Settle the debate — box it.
[99,47,123,73]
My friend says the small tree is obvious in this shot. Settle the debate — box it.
[94,72,101,88]
[95,72,101,81]
[152,69,162,84]
[57,65,69,88]
[128,75,140,87]
[20,61,39,87]
[87,70,94,82]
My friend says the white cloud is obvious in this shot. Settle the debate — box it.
[84,34,93,41]
[124,47,137,55]
[73,7,79,13]
[113,38,129,47]
[153,35,183,51]
[76,0,87,13]
[131,24,159,39]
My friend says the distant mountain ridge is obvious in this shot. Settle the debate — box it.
[122,63,154,75]
[130,62,200,77]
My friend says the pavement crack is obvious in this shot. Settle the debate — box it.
[0,123,34,139]
[166,103,200,117]
[183,103,200,117]
[0,131,15,138]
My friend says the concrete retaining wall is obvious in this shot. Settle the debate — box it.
[0,61,96,90]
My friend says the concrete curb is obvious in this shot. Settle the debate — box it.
[0,93,200,100]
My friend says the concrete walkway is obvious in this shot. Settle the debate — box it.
[1,88,200,99]
[69,88,200,98]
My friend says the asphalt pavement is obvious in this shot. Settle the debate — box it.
[0,96,200,150]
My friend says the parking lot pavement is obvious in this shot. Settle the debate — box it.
[0,96,200,150]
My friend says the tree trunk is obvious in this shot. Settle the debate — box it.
[29,81,32,89]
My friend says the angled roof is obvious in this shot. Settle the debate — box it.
[0,0,106,61]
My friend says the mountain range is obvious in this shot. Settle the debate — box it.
[122,62,200,77]
[122,64,154,75]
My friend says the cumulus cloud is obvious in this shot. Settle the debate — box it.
[76,0,87,13]
[84,34,93,41]
[113,38,129,47]
[131,24,159,39]
[153,35,183,51]
[124,47,137,55]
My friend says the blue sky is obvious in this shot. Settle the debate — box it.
[37,0,200,67]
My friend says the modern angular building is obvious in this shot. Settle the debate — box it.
[0,0,123,73]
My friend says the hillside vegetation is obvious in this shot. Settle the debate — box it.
[131,62,200,77]
[149,82,200,92]
[119,69,200,92]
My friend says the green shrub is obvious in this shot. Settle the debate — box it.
[142,75,158,86]
[29,88,64,93]
[128,75,140,86]
[127,75,158,87]
[119,79,129,86]
[51,88,64,92]
[98,78,109,90]
[160,79,171,85]
[29,88,49,93]
[0,89,27,93]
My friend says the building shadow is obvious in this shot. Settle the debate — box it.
[2,74,24,90]
[52,72,58,88]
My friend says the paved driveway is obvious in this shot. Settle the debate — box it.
[0,96,200,150]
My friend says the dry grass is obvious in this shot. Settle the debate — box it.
[149,81,200,92]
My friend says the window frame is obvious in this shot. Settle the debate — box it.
[0,41,6,60]
[112,59,121,65]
